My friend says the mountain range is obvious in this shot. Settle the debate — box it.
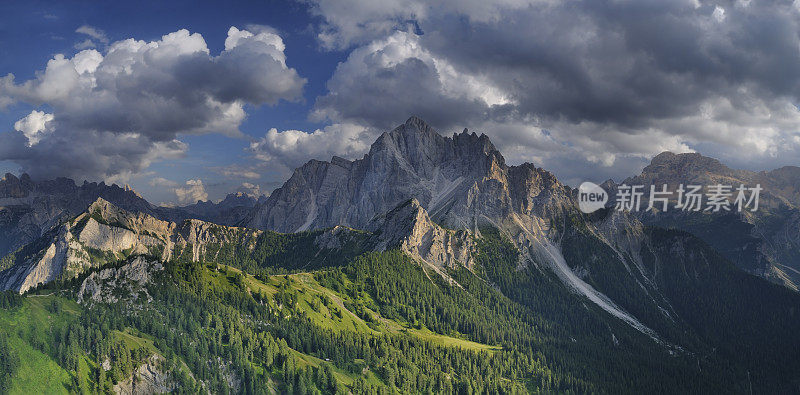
[0,174,262,261]
[1,116,799,393]
[610,151,800,290]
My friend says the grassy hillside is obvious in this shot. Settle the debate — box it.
[0,295,79,394]
[0,252,532,394]
[3,220,800,394]
[226,265,501,353]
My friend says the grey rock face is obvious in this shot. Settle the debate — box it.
[368,198,475,283]
[113,355,175,395]
[248,116,572,235]
[611,151,800,289]
[0,198,263,293]
[78,256,163,304]
[0,174,158,258]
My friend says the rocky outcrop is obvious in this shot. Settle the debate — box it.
[369,199,475,283]
[0,174,158,259]
[313,226,367,250]
[0,225,72,294]
[78,256,163,304]
[113,355,174,395]
[0,198,263,293]
[0,174,265,260]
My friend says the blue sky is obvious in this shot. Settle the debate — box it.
[0,0,348,203]
[2,0,800,205]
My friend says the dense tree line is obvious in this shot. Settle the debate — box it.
[4,219,800,393]
[0,291,22,310]
[0,332,19,393]
[122,257,539,393]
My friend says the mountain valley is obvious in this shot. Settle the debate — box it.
[1,117,799,394]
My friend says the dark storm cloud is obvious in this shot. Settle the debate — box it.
[0,127,187,182]
[424,0,800,128]
[314,53,493,130]
[306,0,800,180]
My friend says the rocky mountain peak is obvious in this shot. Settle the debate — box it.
[0,172,34,198]
[87,196,134,220]
[247,116,571,234]
[391,115,442,143]
[638,151,736,182]
[330,155,353,169]
[368,116,448,173]
[368,117,506,176]
[453,128,501,159]
[123,183,144,199]
[88,196,113,212]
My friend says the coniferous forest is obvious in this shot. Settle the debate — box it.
[2,222,800,394]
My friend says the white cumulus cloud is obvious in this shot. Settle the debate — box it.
[175,179,209,204]
[14,110,54,146]
[249,123,374,168]
[0,26,306,181]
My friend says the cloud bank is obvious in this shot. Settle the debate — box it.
[249,123,374,169]
[300,0,800,182]
[0,26,306,181]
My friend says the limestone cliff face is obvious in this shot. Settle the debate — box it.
[78,256,163,304]
[0,174,158,259]
[368,199,475,283]
[248,116,574,238]
[0,174,262,260]
[0,225,73,294]
[0,198,263,294]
